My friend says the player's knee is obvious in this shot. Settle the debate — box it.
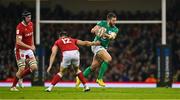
[16,67,25,77]
[30,65,38,71]
[16,73,20,78]
[104,56,112,63]
[76,69,82,75]
[57,72,63,77]
[17,60,26,68]
[29,60,38,71]
[74,67,81,74]
[16,71,22,78]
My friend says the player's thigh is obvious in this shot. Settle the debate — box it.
[16,66,25,75]
[58,66,67,76]
[97,50,112,62]
[71,51,80,68]
[61,55,71,69]
[15,48,26,68]
[91,55,102,70]
[15,49,26,77]
[27,50,38,71]
[15,59,26,77]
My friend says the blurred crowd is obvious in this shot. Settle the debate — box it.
[0,2,180,82]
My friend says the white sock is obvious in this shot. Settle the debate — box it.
[48,84,54,89]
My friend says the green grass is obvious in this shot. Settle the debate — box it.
[0,87,180,99]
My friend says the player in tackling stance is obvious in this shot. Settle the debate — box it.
[10,11,38,91]
[76,12,119,87]
[45,31,100,92]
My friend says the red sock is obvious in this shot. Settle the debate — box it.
[51,74,61,86]
[77,72,86,85]
[12,77,18,87]
[21,67,31,78]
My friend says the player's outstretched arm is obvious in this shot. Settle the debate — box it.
[47,45,58,73]
[76,40,100,46]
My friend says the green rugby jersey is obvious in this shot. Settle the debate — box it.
[94,20,119,48]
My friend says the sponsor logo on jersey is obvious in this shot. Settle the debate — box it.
[25,32,33,37]
[101,37,107,41]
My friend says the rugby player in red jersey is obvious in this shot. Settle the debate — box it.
[45,31,100,92]
[10,11,38,91]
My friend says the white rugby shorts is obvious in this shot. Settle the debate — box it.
[61,50,80,68]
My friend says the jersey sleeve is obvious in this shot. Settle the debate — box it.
[54,40,59,46]
[30,22,34,32]
[113,27,119,34]
[52,40,59,50]
[16,24,23,36]
[72,38,78,44]
[96,21,105,27]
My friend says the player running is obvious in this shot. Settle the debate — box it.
[45,31,100,92]
[76,12,119,87]
[10,11,38,91]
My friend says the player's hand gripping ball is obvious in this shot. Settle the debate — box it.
[96,27,106,37]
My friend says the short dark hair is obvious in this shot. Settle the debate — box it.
[22,10,31,17]
[22,10,31,21]
[57,31,68,37]
[107,12,117,19]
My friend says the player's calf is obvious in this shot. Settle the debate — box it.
[76,70,90,92]
[75,76,81,88]
[18,78,24,88]
[45,73,62,92]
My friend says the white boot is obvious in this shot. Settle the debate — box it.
[83,86,90,92]
[45,85,53,92]
[10,87,19,91]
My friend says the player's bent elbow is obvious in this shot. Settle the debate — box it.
[91,28,97,34]
[91,29,95,33]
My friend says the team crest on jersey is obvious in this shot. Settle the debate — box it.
[108,31,112,34]
[101,37,107,41]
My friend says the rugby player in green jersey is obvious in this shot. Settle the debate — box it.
[76,12,119,87]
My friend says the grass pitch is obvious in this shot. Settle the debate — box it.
[0,87,180,99]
